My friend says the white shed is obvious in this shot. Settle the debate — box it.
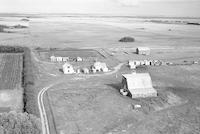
[121,73,157,98]
[63,62,75,74]
[82,68,89,74]
[63,57,69,62]
[136,47,150,55]
[128,61,136,69]
[50,56,56,62]
[56,57,63,62]
[76,57,83,62]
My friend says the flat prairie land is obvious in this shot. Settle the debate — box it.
[1,15,200,133]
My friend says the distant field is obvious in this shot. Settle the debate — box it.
[0,53,23,90]
[49,49,103,58]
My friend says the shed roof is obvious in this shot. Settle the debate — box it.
[137,47,150,51]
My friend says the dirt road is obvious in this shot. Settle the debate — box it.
[38,84,55,134]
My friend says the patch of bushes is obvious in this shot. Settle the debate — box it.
[0,111,41,134]
[119,36,135,42]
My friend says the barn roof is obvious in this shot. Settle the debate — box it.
[122,73,153,90]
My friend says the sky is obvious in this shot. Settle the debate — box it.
[1,0,200,17]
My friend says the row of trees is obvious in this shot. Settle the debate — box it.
[0,46,24,53]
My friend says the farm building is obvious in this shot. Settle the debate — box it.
[56,57,63,62]
[121,73,157,98]
[82,68,89,74]
[144,60,150,66]
[128,61,136,69]
[128,60,151,68]
[63,57,69,62]
[50,56,56,62]
[136,47,150,55]
[93,62,109,72]
[62,62,75,74]
[76,57,83,62]
[76,69,81,74]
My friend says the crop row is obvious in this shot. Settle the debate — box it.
[0,54,23,90]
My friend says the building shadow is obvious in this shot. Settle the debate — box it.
[59,68,63,73]
[106,83,132,97]
[106,83,121,91]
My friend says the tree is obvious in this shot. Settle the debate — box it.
[0,111,41,134]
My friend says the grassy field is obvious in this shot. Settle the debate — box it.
[44,60,200,134]
[0,53,23,90]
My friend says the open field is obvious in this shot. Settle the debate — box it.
[0,53,23,113]
[0,16,200,49]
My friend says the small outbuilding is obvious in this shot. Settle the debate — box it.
[50,56,56,62]
[63,57,69,62]
[76,69,81,74]
[56,57,63,62]
[121,73,157,98]
[82,68,89,74]
[62,62,75,74]
[76,57,83,62]
[128,61,137,69]
[93,62,109,72]
[136,47,150,55]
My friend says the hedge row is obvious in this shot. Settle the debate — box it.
[22,47,39,116]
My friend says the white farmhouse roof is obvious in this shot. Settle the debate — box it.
[63,62,72,68]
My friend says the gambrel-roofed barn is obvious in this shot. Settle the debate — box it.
[122,73,157,98]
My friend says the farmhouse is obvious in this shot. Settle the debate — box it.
[93,62,109,72]
[136,47,150,55]
[62,62,75,74]
[121,73,157,98]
